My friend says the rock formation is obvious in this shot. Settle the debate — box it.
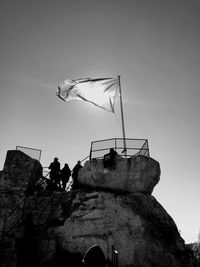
[54,156,194,267]
[78,155,160,194]
[0,150,196,267]
[0,150,42,236]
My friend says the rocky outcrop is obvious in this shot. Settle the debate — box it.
[0,150,72,267]
[0,150,43,267]
[55,189,194,267]
[0,150,43,234]
[0,151,196,267]
[78,155,160,194]
[1,150,42,193]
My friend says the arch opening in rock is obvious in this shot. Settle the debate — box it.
[82,244,106,267]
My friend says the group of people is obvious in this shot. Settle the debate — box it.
[48,147,118,191]
[48,158,82,190]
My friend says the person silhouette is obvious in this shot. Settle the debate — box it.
[60,163,71,190]
[48,157,60,188]
[72,161,82,189]
[103,148,118,169]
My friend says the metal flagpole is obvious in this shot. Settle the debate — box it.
[118,75,127,157]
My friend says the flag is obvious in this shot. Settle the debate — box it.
[57,78,118,112]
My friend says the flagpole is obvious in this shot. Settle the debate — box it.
[118,75,127,157]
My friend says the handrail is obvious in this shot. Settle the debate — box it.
[90,138,150,161]
[112,245,119,267]
[91,147,149,153]
[41,186,71,257]
[37,191,56,225]
[37,180,72,225]
[1,171,73,241]
[91,137,148,143]
[90,154,142,160]
[80,155,89,163]
[0,170,50,242]
[16,145,42,162]
[1,196,26,241]
[37,198,51,225]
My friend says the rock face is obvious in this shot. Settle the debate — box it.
[0,151,196,267]
[78,155,160,194]
[0,150,72,267]
[55,190,194,267]
[0,150,43,267]
[1,150,42,192]
[0,150,43,232]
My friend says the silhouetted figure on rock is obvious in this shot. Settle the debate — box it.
[72,161,82,189]
[48,157,60,188]
[60,163,71,190]
[103,148,118,169]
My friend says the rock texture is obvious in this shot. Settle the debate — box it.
[1,150,42,192]
[55,190,194,267]
[0,150,43,235]
[0,150,196,267]
[0,150,72,267]
[78,155,160,194]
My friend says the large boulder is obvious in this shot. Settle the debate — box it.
[0,151,196,267]
[78,155,160,194]
[55,190,194,267]
[0,150,43,246]
[1,150,42,193]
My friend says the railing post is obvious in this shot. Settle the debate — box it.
[147,139,150,156]
[89,142,92,162]
[112,245,118,267]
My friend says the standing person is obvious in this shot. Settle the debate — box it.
[72,161,82,189]
[60,163,71,190]
[109,148,118,168]
[48,157,60,188]
[103,148,118,169]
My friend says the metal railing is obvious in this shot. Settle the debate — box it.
[0,168,73,242]
[0,196,26,242]
[111,245,118,267]
[16,145,42,162]
[0,170,50,242]
[89,138,149,161]
[42,167,50,179]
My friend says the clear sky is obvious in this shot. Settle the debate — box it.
[0,0,200,244]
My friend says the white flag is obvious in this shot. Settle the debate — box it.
[57,78,118,112]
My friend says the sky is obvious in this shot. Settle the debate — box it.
[0,0,200,244]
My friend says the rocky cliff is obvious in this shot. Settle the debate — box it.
[0,150,196,267]
[78,155,160,194]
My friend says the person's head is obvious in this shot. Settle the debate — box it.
[77,160,81,165]
[65,163,68,167]
[54,157,58,162]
